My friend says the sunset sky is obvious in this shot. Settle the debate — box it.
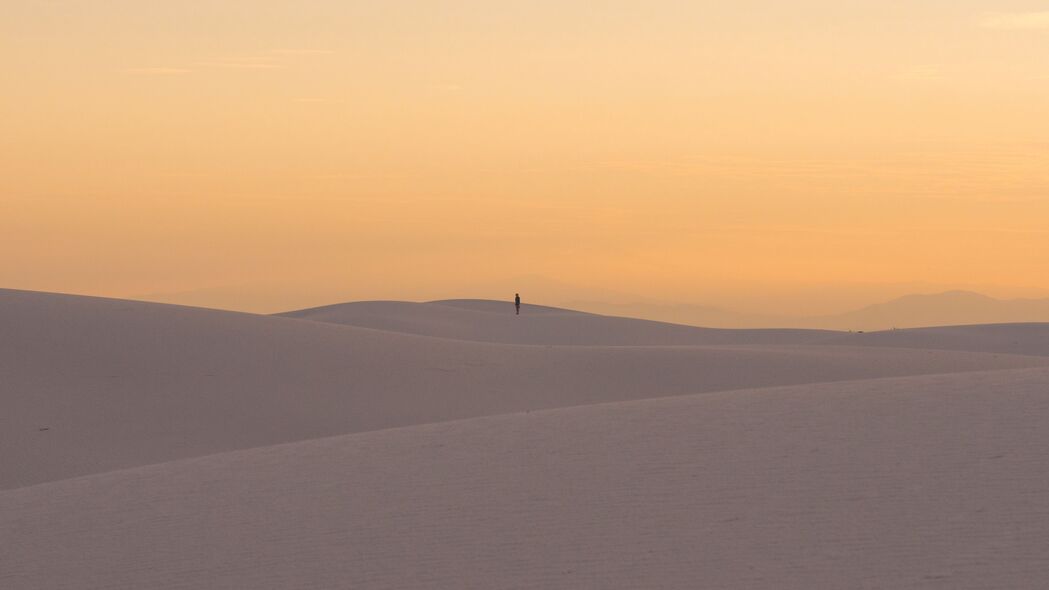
[4,1,1048,314]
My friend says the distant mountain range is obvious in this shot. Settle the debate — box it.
[570,291,1049,331]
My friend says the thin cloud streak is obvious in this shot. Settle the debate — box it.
[270,49,335,55]
[980,11,1049,30]
[196,61,283,69]
[123,67,193,75]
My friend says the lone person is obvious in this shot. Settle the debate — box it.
[515,293,521,315]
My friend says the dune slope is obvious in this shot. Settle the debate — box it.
[280,299,1049,358]
[5,289,1048,489]
[4,368,1048,589]
[821,323,1049,356]
[276,299,838,345]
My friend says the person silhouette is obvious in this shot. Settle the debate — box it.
[515,293,521,315]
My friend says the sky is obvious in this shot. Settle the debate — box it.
[3,1,1048,314]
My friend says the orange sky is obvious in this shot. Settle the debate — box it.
[3,1,1048,313]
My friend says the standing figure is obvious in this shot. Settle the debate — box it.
[515,293,521,315]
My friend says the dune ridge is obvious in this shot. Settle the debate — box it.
[281,298,1049,356]
[276,299,839,345]
[5,289,1048,489]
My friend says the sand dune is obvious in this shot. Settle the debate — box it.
[9,288,1046,489]
[823,323,1049,356]
[285,299,1049,357]
[5,288,1049,589]
[277,299,837,345]
[4,367,1049,589]
[567,290,1049,331]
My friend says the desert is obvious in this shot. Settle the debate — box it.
[4,288,1049,588]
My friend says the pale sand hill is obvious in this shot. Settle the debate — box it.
[822,323,1049,357]
[5,288,1049,589]
[277,299,837,345]
[280,299,1049,357]
[5,289,1048,489]
[3,368,1049,589]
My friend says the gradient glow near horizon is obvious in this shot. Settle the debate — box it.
[3,1,1048,313]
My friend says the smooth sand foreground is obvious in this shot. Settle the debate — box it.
[3,288,1049,588]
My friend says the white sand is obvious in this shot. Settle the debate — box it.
[277,299,839,345]
[283,298,1049,355]
[3,288,1049,588]
[821,323,1049,356]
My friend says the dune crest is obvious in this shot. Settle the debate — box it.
[8,289,1048,489]
[281,298,1049,356]
[277,299,838,345]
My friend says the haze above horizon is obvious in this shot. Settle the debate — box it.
[4,1,1048,314]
